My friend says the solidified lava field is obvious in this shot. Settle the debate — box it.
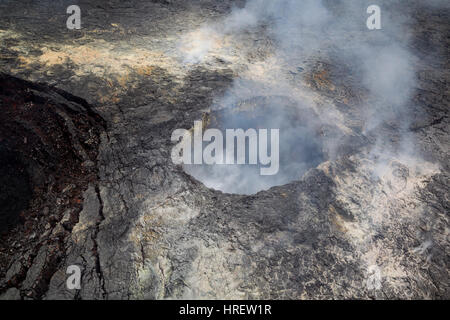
[0,0,449,300]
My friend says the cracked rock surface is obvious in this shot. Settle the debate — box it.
[0,0,448,299]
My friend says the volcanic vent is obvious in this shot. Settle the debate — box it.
[184,96,326,194]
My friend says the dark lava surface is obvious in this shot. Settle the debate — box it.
[0,145,32,234]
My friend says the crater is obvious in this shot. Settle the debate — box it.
[184,96,326,194]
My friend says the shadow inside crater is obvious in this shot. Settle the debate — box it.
[184,96,326,194]
[0,144,32,235]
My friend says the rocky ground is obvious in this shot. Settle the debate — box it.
[0,0,448,299]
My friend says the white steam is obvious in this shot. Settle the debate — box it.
[178,0,439,194]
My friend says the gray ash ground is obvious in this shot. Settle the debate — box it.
[0,0,448,299]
